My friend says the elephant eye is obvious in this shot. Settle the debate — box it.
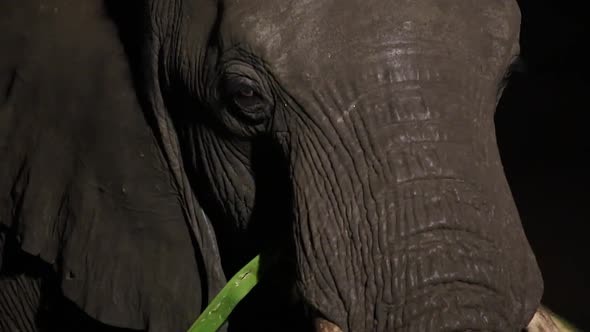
[222,77,271,125]
[232,86,261,108]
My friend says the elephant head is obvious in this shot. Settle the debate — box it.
[0,0,543,331]
[141,0,543,330]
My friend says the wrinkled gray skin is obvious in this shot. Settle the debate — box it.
[0,0,544,331]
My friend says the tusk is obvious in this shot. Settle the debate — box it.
[314,318,343,332]
[527,306,579,332]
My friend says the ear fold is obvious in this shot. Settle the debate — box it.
[140,0,230,320]
[1,1,224,330]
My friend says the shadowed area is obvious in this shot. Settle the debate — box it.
[496,0,590,330]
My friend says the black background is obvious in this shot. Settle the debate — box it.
[496,0,589,329]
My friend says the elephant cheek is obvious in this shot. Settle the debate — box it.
[194,129,257,230]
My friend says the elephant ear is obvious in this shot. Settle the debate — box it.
[0,1,225,330]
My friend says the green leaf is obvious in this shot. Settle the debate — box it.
[187,255,261,332]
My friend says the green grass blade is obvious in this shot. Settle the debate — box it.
[187,255,261,332]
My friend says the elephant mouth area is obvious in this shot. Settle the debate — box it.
[291,282,533,332]
[305,306,559,332]
[303,307,559,332]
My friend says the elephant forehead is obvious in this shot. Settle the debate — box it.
[220,0,520,80]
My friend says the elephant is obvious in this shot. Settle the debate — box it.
[0,0,548,331]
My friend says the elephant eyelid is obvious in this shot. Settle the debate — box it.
[223,75,261,94]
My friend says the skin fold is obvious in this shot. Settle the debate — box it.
[0,0,546,331]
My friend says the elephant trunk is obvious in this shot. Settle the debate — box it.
[286,84,542,331]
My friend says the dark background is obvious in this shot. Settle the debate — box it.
[496,0,589,329]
